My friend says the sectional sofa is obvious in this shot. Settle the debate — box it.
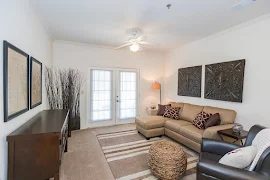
[135,102,237,152]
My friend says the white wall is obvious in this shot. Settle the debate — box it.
[0,1,53,179]
[164,15,270,130]
[53,41,165,129]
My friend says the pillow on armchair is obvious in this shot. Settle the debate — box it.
[219,146,257,169]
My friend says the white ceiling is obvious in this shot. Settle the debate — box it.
[30,0,270,51]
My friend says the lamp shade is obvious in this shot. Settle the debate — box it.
[152,82,161,90]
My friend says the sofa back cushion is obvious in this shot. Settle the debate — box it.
[180,103,204,122]
[169,102,184,108]
[169,102,184,114]
[203,106,237,125]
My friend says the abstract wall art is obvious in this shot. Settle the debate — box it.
[204,59,246,103]
[3,41,29,122]
[178,66,202,97]
[30,57,42,108]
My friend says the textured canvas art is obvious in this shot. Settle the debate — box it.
[178,66,202,97]
[3,41,29,122]
[30,57,42,108]
[204,59,246,102]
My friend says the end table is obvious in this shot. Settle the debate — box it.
[218,128,248,145]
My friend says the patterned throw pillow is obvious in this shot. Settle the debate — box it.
[157,104,171,116]
[163,106,181,120]
[193,111,213,129]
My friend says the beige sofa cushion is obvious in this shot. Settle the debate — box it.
[164,120,192,133]
[179,125,204,143]
[203,124,234,140]
[135,116,170,130]
[180,103,204,122]
[203,106,237,125]
[169,102,184,109]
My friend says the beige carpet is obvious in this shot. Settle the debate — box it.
[58,123,196,180]
[97,130,198,180]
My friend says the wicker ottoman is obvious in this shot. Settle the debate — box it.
[148,140,187,180]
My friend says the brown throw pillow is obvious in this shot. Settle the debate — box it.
[193,111,212,129]
[157,104,171,116]
[204,113,221,129]
[163,106,180,120]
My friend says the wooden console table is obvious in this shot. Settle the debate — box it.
[7,110,69,180]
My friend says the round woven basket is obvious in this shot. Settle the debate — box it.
[147,140,187,180]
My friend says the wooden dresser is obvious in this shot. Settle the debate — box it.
[7,110,69,180]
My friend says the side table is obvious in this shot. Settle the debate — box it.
[217,128,248,145]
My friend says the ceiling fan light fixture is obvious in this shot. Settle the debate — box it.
[130,43,140,52]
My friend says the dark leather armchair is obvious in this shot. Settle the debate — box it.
[197,125,270,180]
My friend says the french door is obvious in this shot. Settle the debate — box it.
[87,67,139,127]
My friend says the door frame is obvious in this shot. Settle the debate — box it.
[86,66,140,128]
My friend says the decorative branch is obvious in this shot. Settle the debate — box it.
[44,66,84,119]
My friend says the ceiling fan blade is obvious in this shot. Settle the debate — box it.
[140,41,160,45]
[115,43,131,50]
[136,36,147,42]
[140,41,151,45]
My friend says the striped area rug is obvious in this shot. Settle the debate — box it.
[97,130,198,180]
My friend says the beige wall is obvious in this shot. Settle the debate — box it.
[0,1,53,179]
[53,41,165,128]
[164,15,270,130]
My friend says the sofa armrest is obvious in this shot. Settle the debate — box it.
[203,124,233,140]
[201,138,242,155]
[198,159,270,180]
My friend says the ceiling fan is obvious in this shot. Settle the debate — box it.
[115,30,155,52]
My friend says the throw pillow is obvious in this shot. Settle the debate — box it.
[219,146,257,169]
[157,104,171,116]
[193,111,212,129]
[204,113,221,129]
[163,106,180,120]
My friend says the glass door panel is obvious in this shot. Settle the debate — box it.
[119,71,137,119]
[90,69,113,122]
[88,68,138,127]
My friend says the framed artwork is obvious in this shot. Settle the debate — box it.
[30,57,42,108]
[204,59,246,102]
[3,41,29,122]
[178,66,202,97]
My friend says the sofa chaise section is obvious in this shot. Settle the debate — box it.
[135,116,171,139]
[136,102,237,152]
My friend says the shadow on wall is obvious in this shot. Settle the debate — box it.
[140,76,164,115]
[163,70,178,103]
